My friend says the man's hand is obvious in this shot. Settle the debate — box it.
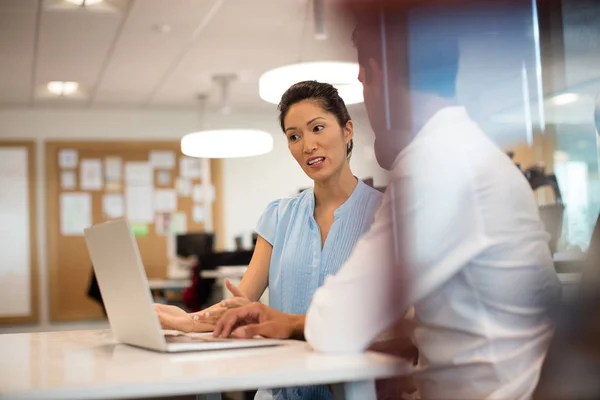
[154,303,213,333]
[213,302,305,340]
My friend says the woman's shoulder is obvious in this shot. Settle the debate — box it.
[363,183,384,199]
[261,189,313,217]
[358,181,384,208]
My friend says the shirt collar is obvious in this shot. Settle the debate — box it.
[392,105,469,171]
[410,93,458,136]
[308,177,366,219]
[334,178,366,219]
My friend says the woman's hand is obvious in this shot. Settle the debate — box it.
[154,303,213,333]
[190,279,252,323]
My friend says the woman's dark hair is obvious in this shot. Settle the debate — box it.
[278,80,353,160]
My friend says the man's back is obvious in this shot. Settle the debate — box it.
[398,106,561,399]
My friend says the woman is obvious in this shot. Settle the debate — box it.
[156,80,383,399]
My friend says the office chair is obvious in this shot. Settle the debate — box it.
[512,161,565,254]
[176,232,216,311]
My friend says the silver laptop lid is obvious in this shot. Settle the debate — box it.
[84,219,166,351]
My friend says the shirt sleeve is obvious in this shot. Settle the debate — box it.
[304,160,485,353]
[255,199,281,246]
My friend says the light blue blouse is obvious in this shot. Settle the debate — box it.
[255,178,383,400]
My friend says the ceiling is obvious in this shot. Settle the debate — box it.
[0,0,598,134]
[0,0,356,110]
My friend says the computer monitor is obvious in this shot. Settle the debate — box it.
[176,232,215,258]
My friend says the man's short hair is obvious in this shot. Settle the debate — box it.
[352,5,461,98]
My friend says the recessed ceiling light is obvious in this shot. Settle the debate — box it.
[181,130,273,158]
[65,0,104,5]
[259,61,363,105]
[47,81,79,96]
[551,93,579,106]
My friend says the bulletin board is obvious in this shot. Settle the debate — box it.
[0,141,39,325]
[45,141,223,322]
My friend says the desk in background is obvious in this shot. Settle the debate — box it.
[0,330,408,400]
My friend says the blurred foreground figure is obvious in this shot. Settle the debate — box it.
[309,2,562,398]
[216,1,562,399]
[534,93,600,398]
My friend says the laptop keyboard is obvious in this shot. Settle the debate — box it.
[165,334,229,343]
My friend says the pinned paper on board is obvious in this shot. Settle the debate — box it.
[131,223,149,237]
[176,178,192,197]
[125,162,153,186]
[157,170,171,187]
[105,181,121,192]
[192,205,205,223]
[104,157,122,184]
[60,193,92,236]
[102,193,124,219]
[193,183,216,204]
[192,184,202,203]
[155,212,187,236]
[59,149,78,169]
[150,151,176,170]
[61,170,76,190]
[154,189,178,213]
[80,159,103,190]
[125,185,154,223]
[179,157,202,179]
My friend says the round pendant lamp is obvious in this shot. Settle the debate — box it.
[181,79,273,159]
[181,129,273,158]
[259,61,363,105]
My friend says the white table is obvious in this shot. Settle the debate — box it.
[0,330,408,400]
[148,278,190,291]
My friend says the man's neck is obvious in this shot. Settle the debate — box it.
[376,92,457,171]
[409,92,457,136]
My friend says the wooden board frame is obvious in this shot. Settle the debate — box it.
[45,141,223,322]
[0,140,39,325]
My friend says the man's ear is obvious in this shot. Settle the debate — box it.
[367,57,383,87]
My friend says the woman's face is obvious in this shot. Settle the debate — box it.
[283,99,353,182]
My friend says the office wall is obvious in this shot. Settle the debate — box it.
[0,107,387,324]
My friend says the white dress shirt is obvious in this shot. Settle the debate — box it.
[305,106,561,400]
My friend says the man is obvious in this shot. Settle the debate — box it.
[215,3,561,399]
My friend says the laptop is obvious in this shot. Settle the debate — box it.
[84,218,280,352]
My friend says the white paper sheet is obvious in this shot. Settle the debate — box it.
[193,205,205,223]
[179,157,202,179]
[61,170,76,190]
[154,189,178,213]
[105,182,121,192]
[80,159,103,190]
[204,183,216,204]
[102,193,124,219]
[192,184,203,203]
[155,212,187,235]
[150,151,176,169]
[104,157,122,183]
[176,178,192,197]
[126,185,154,223]
[58,149,78,169]
[60,193,92,236]
[125,162,153,186]
[193,183,216,204]
[157,170,171,186]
